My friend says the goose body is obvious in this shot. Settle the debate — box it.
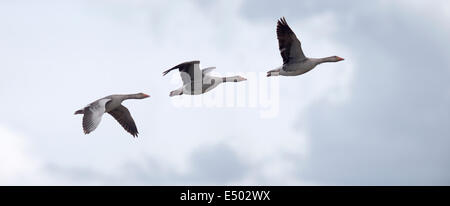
[163,60,247,96]
[267,17,344,77]
[74,93,150,137]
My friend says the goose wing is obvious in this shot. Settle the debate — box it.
[277,17,306,65]
[82,98,111,134]
[107,105,139,137]
[163,60,202,85]
[202,67,216,75]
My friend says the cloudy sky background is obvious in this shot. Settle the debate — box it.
[0,0,449,185]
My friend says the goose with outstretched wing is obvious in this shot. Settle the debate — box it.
[163,60,246,96]
[267,17,344,77]
[74,93,150,137]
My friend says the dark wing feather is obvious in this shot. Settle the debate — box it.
[107,105,139,137]
[162,60,202,85]
[277,17,306,64]
[162,61,198,75]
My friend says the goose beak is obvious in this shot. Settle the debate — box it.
[337,57,345,61]
[143,93,150,98]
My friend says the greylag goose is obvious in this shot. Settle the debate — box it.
[267,17,344,77]
[74,93,150,137]
[162,60,247,96]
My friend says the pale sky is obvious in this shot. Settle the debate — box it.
[0,0,449,185]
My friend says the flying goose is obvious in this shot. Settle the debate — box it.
[74,93,150,137]
[162,60,247,96]
[267,17,344,77]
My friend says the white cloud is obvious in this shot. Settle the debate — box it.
[0,125,48,185]
[391,0,450,23]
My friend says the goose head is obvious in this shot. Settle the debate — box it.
[333,56,345,62]
[137,93,150,98]
[226,76,247,82]
[236,76,247,82]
